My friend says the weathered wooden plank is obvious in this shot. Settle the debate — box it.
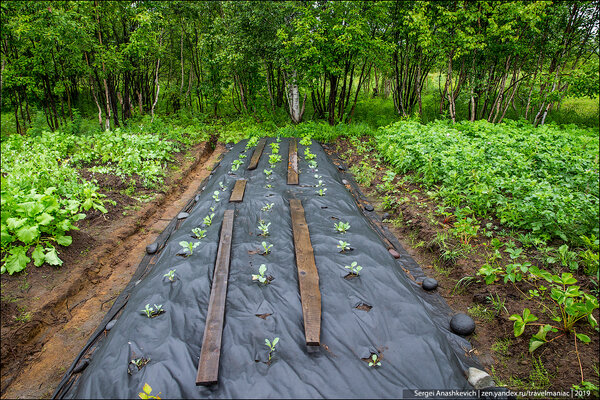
[287,138,299,185]
[229,179,247,203]
[289,199,321,346]
[196,210,235,386]
[247,138,267,170]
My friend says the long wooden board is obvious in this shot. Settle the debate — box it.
[287,138,299,185]
[196,210,235,386]
[247,138,266,170]
[229,179,247,202]
[289,199,321,346]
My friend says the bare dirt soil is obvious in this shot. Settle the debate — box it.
[326,137,599,394]
[1,142,225,399]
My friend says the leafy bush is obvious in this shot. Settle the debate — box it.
[376,119,599,244]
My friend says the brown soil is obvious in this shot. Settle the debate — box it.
[1,142,226,399]
[327,137,600,394]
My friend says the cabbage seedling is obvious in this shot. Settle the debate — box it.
[263,169,273,178]
[268,154,282,166]
[258,220,271,236]
[164,269,176,282]
[317,188,327,196]
[192,228,207,239]
[265,337,279,362]
[219,181,227,191]
[261,203,274,212]
[262,241,273,254]
[179,241,199,255]
[269,143,280,154]
[203,213,215,227]
[345,261,362,276]
[335,221,351,233]
[212,191,220,202]
[308,160,318,169]
[300,136,312,146]
[316,180,324,188]
[337,240,350,252]
[252,264,269,284]
[368,354,382,367]
[231,159,244,172]
[141,304,164,318]
[304,148,316,160]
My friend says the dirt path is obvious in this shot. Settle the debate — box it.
[1,143,225,399]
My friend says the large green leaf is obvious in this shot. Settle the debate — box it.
[36,212,54,225]
[44,247,63,266]
[56,235,72,246]
[32,245,46,267]
[4,247,30,274]
[16,225,39,244]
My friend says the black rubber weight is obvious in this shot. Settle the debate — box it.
[56,138,484,399]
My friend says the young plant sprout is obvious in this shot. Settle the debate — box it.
[265,337,279,362]
[163,269,176,282]
[192,228,207,239]
[263,169,273,178]
[308,160,318,169]
[299,136,312,146]
[335,221,351,233]
[219,181,227,191]
[269,142,280,154]
[314,174,322,180]
[141,304,164,318]
[231,159,244,172]
[179,241,199,256]
[203,213,215,227]
[258,220,271,236]
[252,264,269,284]
[138,383,161,400]
[268,154,282,166]
[262,241,273,254]
[304,148,316,160]
[261,203,274,212]
[212,191,220,202]
[245,136,259,150]
[265,183,273,189]
[317,187,327,196]
[239,154,247,159]
[368,354,382,367]
[337,240,351,252]
[345,261,362,276]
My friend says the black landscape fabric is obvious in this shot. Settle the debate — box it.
[56,137,483,399]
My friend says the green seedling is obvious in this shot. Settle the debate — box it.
[264,169,273,178]
[130,357,151,371]
[316,180,324,188]
[179,241,199,255]
[141,304,164,318]
[314,174,322,180]
[345,261,362,276]
[268,154,282,166]
[203,213,215,227]
[163,269,176,282]
[192,228,207,240]
[239,154,247,159]
[269,143,280,154]
[213,191,220,202]
[245,136,259,150]
[265,184,273,189]
[219,181,226,191]
[276,136,281,143]
[299,136,312,146]
[304,148,316,160]
[258,220,271,236]
[231,159,244,172]
[308,160,318,169]
[262,241,273,254]
[317,188,327,196]
[138,383,161,399]
[335,221,351,233]
[265,337,279,362]
[368,354,382,367]
[261,203,274,212]
[337,240,351,252]
[252,264,269,284]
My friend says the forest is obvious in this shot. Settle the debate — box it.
[1,0,598,132]
[1,1,599,399]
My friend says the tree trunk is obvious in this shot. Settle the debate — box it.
[284,69,305,124]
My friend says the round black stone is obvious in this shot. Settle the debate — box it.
[73,358,90,374]
[364,204,374,212]
[177,212,189,220]
[105,320,117,331]
[422,278,438,291]
[146,242,158,254]
[450,313,476,336]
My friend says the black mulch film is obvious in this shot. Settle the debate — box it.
[53,138,502,399]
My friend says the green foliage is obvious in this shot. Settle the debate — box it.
[258,220,271,236]
[138,383,161,400]
[179,241,199,256]
[334,221,351,234]
[337,240,351,252]
[252,264,269,284]
[141,304,164,318]
[163,269,176,282]
[192,228,207,240]
[350,160,377,187]
[264,337,279,362]
[376,119,599,244]
[345,261,362,276]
